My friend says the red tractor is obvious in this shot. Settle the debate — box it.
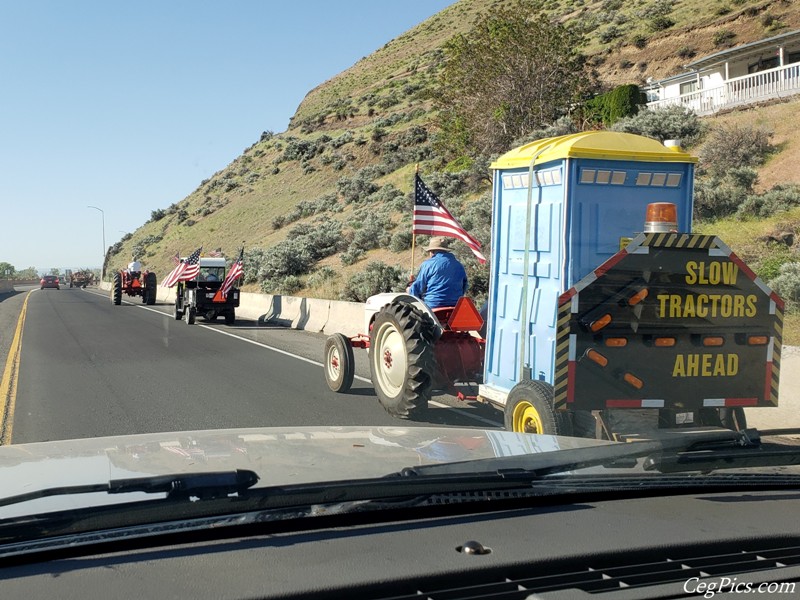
[111,269,157,306]
[324,293,485,418]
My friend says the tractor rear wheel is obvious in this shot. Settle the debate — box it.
[324,333,354,393]
[185,306,196,325]
[173,300,182,321]
[224,309,235,325]
[112,272,122,305]
[145,272,157,305]
[505,380,563,435]
[369,302,437,418]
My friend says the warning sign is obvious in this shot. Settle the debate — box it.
[553,233,783,412]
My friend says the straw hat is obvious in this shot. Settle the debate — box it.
[425,236,453,252]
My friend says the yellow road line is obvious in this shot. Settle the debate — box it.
[0,291,32,445]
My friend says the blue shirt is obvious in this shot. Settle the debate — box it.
[409,252,468,309]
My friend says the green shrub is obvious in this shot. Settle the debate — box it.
[769,262,800,302]
[340,262,406,302]
[389,231,413,252]
[611,104,705,145]
[712,30,736,47]
[737,185,800,218]
[693,167,757,220]
[699,123,773,178]
[150,209,166,222]
[585,84,646,126]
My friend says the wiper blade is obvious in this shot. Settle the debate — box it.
[398,427,799,479]
[0,469,259,509]
[644,428,800,473]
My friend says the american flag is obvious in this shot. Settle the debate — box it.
[220,248,244,298]
[170,251,181,265]
[412,174,486,263]
[208,249,223,257]
[162,246,202,288]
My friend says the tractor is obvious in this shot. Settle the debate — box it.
[173,257,239,325]
[111,269,157,305]
[324,293,485,418]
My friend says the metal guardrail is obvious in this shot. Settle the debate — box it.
[647,62,800,115]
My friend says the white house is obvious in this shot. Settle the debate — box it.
[645,29,800,115]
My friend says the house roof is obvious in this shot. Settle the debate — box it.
[645,28,800,87]
[491,131,697,170]
[686,29,800,71]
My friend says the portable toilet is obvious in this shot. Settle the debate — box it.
[478,131,698,406]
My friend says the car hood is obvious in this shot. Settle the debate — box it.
[0,426,611,517]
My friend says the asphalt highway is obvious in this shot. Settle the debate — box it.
[6,286,503,444]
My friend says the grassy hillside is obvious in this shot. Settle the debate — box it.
[108,0,800,335]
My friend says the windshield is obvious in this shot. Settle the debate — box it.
[2,0,800,540]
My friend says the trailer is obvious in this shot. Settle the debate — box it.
[477,131,782,438]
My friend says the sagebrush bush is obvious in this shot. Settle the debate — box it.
[611,105,705,145]
[261,275,305,295]
[694,167,757,220]
[340,262,405,302]
[699,124,773,178]
[770,262,800,303]
[737,185,800,218]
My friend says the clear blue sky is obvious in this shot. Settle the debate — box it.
[0,0,454,273]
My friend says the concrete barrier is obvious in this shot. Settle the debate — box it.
[323,300,365,338]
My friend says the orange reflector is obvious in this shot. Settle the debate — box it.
[654,337,676,347]
[587,350,608,367]
[628,289,649,306]
[590,314,611,332]
[212,290,225,303]
[748,335,769,346]
[703,336,724,347]
[644,202,678,233]
[447,296,484,332]
[605,338,627,347]
[623,373,644,389]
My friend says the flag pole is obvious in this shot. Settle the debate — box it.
[409,164,418,284]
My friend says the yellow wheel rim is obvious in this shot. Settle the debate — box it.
[512,401,544,434]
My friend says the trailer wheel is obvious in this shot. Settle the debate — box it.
[224,310,235,325]
[112,272,122,305]
[145,272,157,305]
[505,380,560,435]
[369,302,437,418]
[324,333,355,393]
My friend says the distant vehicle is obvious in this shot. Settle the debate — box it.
[40,275,59,290]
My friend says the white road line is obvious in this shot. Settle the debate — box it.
[86,288,503,427]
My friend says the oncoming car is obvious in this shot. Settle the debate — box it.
[39,275,59,290]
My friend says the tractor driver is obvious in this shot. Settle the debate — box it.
[408,236,468,310]
[127,259,142,278]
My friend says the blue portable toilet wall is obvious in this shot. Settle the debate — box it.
[483,132,697,399]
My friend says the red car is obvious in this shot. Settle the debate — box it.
[40,275,59,290]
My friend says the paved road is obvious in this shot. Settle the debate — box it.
[7,286,503,444]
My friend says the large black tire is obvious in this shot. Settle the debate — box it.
[369,302,437,418]
[504,380,563,435]
[144,272,157,305]
[224,309,235,325]
[112,272,122,305]
[324,333,355,393]
[173,300,182,321]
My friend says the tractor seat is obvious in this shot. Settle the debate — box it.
[431,306,456,326]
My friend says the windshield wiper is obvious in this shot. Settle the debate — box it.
[398,428,800,479]
[0,469,259,509]
[644,428,800,473]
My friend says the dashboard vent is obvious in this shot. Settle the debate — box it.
[350,540,800,599]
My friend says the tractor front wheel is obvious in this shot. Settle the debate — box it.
[505,380,563,435]
[369,302,437,418]
[324,333,354,393]
[112,272,122,305]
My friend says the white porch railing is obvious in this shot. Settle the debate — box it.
[647,62,800,115]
